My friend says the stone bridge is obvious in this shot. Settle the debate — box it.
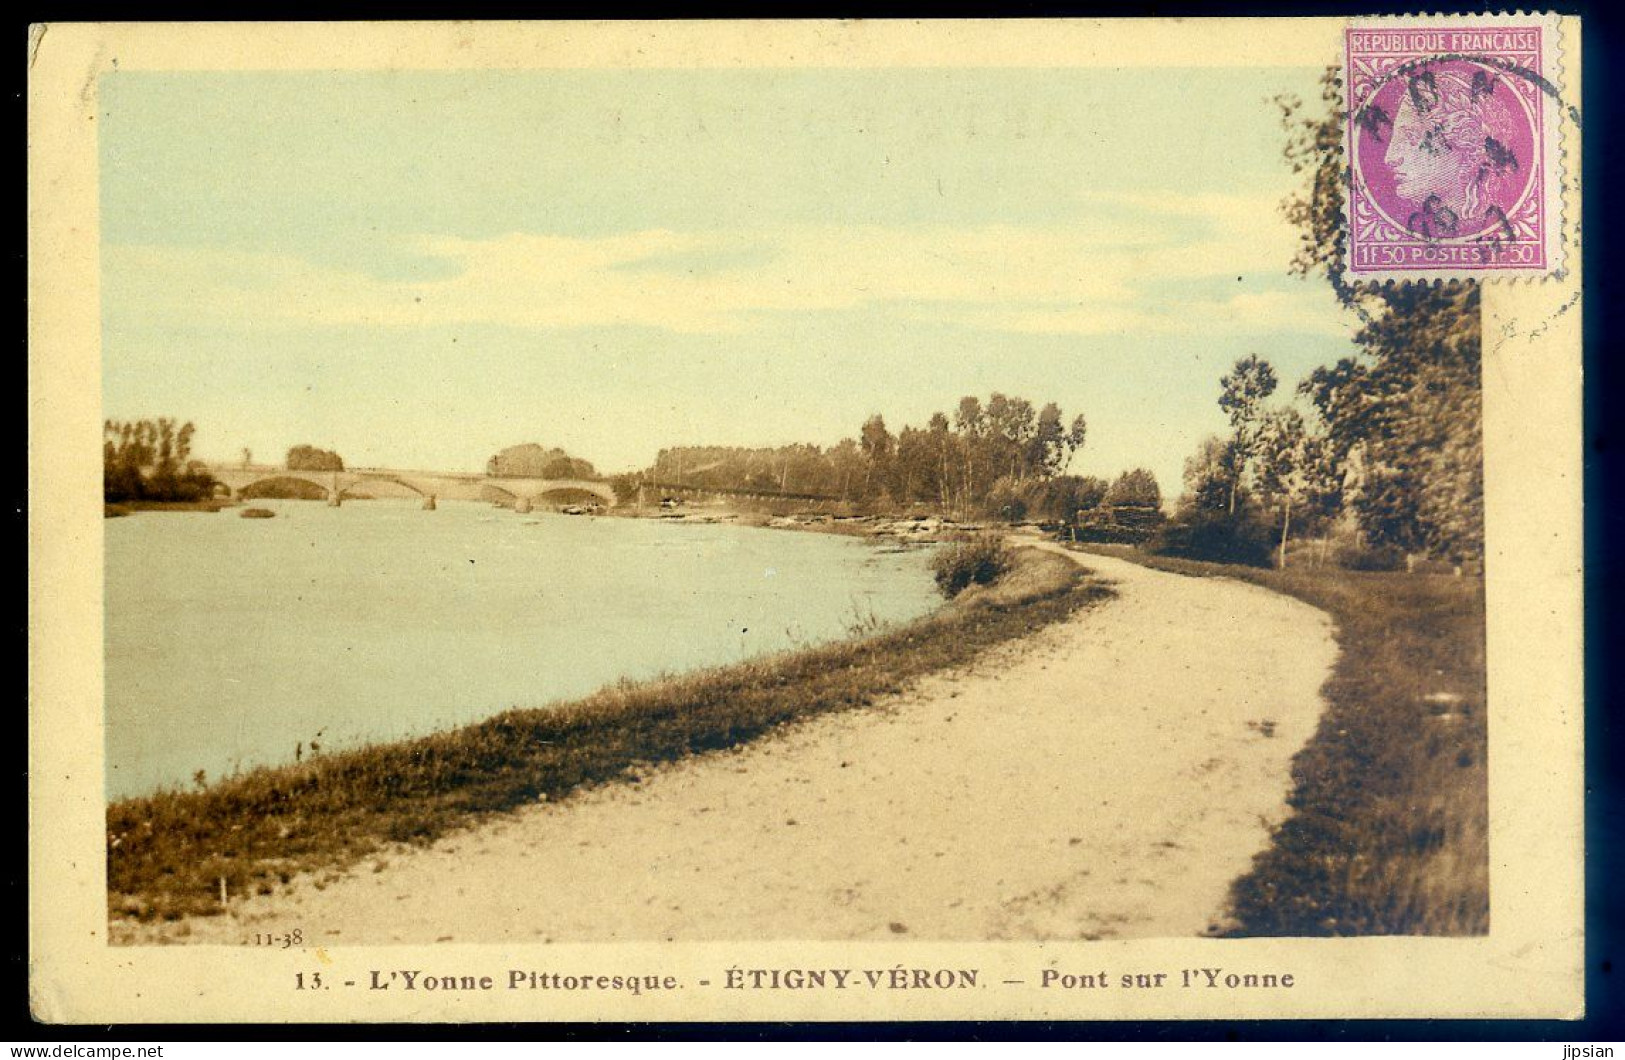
[205,465,619,508]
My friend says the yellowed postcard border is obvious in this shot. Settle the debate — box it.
[27,18,1584,1023]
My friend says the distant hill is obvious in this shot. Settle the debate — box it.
[485,443,598,480]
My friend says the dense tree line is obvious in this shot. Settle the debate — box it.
[286,445,344,472]
[623,392,1158,526]
[1165,71,1484,568]
[103,419,216,502]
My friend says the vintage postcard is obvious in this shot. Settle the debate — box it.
[27,19,1584,1023]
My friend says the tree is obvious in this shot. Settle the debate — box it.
[1252,408,1312,568]
[1026,404,1088,479]
[1067,414,1088,468]
[985,393,1037,480]
[1104,467,1162,510]
[487,443,595,479]
[859,414,894,463]
[286,445,344,472]
[858,414,895,499]
[1032,474,1108,528]
[103,419,215,502]
[1181,435,1243,515]
[1029,403,1067,478]
[541,455,597,479]
[951,397,988,513]
[954,396,986,437]
[894,426,945,507]
[1218,355,1279,514]
[1413,377,1484,561]
[826,438,864,501]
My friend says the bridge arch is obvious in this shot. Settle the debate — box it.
[481,479,616,507]
[233,474,331,501]
[337,475,424,501]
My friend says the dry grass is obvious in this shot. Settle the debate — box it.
[108,546,1109,924]
[1076,544,1488,936]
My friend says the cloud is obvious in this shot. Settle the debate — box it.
[104,191,1345,340]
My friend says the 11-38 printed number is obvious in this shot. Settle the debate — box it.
[251,928,304,949]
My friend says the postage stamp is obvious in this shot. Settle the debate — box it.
[1343,14,1565,281]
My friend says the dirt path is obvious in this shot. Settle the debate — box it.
[130,548,1337,945]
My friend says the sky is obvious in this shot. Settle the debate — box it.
[100,67,1358,498]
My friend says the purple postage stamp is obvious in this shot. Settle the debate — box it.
[1344,14,1565,281]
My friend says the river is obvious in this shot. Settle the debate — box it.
[103,500,940,800]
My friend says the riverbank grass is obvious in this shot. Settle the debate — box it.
[105,499,236,517]
[109,545,1109,925]
[1075,545,1487,936]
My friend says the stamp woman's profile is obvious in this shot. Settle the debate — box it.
[1382,68,1526,232]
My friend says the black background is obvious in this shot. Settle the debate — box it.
[14,0,1623,1043]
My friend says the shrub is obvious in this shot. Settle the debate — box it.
[1147,510,1275,568]
[930,533,1011,597]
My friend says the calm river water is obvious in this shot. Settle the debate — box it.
[104,500,940,800]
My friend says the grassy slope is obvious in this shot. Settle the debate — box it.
[109,546,1109,923]
[1078,544,1488,936]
